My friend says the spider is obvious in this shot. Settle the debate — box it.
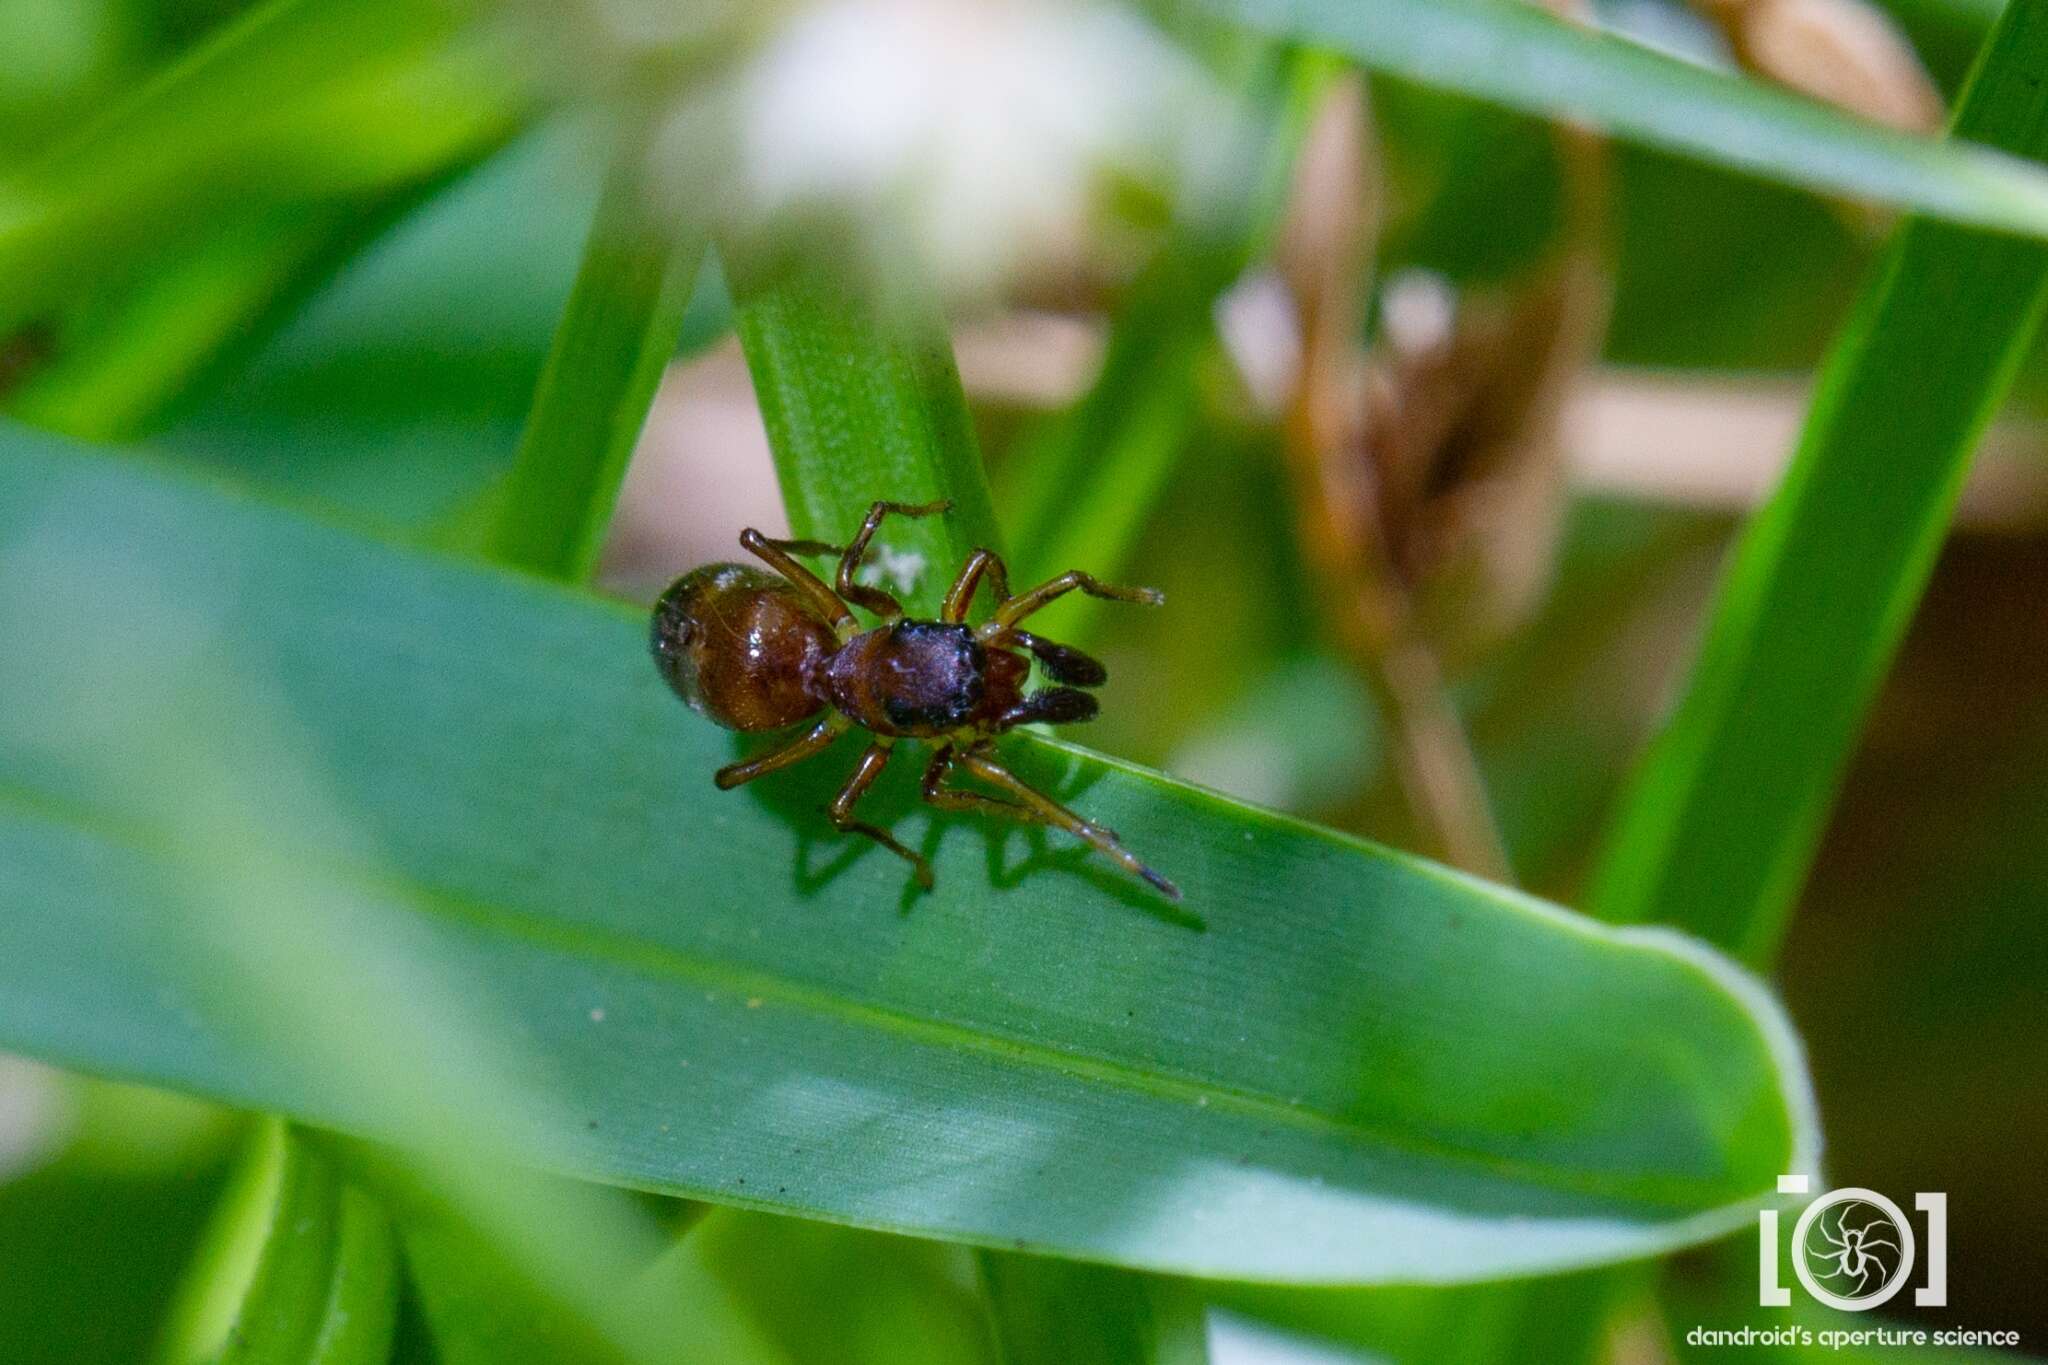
[1806,1203,1902,1297]
[650,499,1179,900]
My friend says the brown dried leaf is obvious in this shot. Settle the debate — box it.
[1693,0,1944,134]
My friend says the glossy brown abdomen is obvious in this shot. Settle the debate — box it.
[651,564,834,731]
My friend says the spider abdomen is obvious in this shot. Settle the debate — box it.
[651,564,835,731]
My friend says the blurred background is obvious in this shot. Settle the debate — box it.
[1,0,2043,1359]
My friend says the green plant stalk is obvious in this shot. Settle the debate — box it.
[727,248,1004,589]
[1003,48,1329,644]
[153,1121,398,1365]
[1207,0,2048,238]
[1589,0,2048,965]
[4,125,523,446]
[979,1257,1209,1365]
[726,252,1200,1357]
[428,130,740,1363]
[482,127,706,580]
[3,210,352,441]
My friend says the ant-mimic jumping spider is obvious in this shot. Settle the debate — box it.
[651,499,1178,900]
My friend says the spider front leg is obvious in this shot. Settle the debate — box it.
[739,528,855,628]
[996,687,1099,730]
[943,547,1010,622]
[1005,631,1108,686]
[836,499,951,620]
[991,569,1163,631]
[828,740,933,889]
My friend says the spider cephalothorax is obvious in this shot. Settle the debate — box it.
[651,499,1177,899]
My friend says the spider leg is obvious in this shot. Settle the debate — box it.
[991,569,1163,631]
[949,744,1180,900]
[1005,631,1107,686]
[837,499,950,621]
[1819,1213,1849,1249]
[715,716,843,790]
[1859,1236,1899,1255]
[921,745,1026,817]
[943,547,1011,623]
[997,687,1100,730]
[828,740,933,889]
[739,528,855,629]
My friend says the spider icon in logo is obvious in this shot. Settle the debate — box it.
[1793,1188,1915,1310]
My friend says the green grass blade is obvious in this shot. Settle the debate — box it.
[1215,1268,1627,1365]
[0,0,517,336]
[1003,50,1324,642]
[0,428,1816,1285]
[979,1256,1209,1365]
[735,252,1193,1350]
[1588,0,2048,962]
[663,1210,993,1365]
[154,1121,398,1365]
[480,127,706,580]
[395,1201,786,1365]
[1207,0,2048,239]
[729,251,1005,583]
[3,209,356,441]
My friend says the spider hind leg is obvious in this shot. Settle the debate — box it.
[929,744,1180,901]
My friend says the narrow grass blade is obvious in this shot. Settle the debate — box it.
[1589,0,2048,962]
[480,123,707,581]
[0,430,1816,1284]
[980,1256,1209,1365]
[1003,49,1325,642]
[154,1121,398,1365]
[3,210,356,441]
[0,0,518,336]
[660,1210,992,1365]
[735,250,1197,1348]
[1207,0,2048,239]
[728,251,1004,591]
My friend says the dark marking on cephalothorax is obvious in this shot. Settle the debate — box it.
[829,619,991,735]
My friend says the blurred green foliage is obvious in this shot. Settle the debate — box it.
[2,0,2045,1360]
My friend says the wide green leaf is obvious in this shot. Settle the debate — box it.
[1210,0,2048,239]
[0,428,1815,1285]
[1589,0,2048,961]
